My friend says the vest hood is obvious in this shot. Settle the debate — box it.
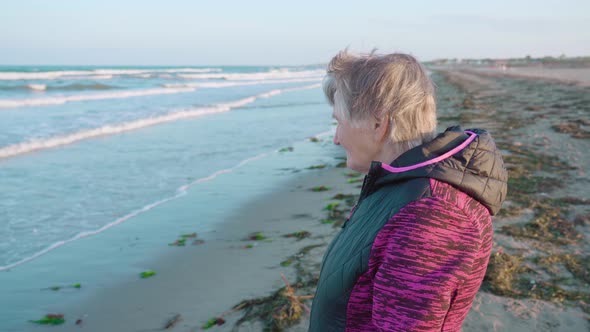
[367,126,508,215]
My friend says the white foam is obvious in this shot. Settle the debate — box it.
[178,69,325,81]
[89,75,113,80]
[0,71,91,80]
[26,84,46,91]
[0,83,321,160]
[161,77,322,89]
[0,68,222,81]
[0,87,196,108]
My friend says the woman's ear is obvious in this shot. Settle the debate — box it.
[373,115,390,143]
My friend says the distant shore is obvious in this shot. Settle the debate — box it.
[443,65,590,87]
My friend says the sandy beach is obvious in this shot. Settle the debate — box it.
[24,66,590,332]
[434,65,590,88]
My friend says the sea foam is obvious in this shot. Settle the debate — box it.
[0,87,195,108]
[0,83,321,160]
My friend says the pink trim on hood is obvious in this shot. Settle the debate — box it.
[381,131,478,173]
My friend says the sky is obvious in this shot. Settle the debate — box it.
[1,0,589,66]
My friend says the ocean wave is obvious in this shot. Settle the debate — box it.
[0,82,117,92]
[57,83,117,91]
[0,120,332,272]
[26,84,46,91]
[161,77,322,89]
[0,87,195,108]
[0,83,321,160]
[0,68,223,80]
[177,69,325,81]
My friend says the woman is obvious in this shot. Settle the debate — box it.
[309,51,507,331]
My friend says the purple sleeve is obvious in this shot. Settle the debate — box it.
[371,197,482,331]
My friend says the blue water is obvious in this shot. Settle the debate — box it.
[0,65,334,331]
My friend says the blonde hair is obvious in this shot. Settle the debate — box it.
[323,50,437,150]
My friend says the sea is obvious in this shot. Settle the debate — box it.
[0,65,337,331]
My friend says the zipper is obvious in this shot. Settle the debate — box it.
[341,169,376,229]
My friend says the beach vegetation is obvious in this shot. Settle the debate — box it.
[43,283,82,291]
[231,274,313,331]
[283,231,311,240]
[248,232,267,241]
[310,185,330,192]
[168,238,186,246]
[347,178,363,184]
[500,207,581,245]
[202,317,225,329]
[344,172,361,178]
[323,202,339,211]
[552,119,590,139]
[537,254,590,284]
[163,314,182,329]
[140,270,156,279]
[169,232,200,246]
[483,252,531,297]
[29,314,65,325]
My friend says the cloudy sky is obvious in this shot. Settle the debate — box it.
[1,0,588,65]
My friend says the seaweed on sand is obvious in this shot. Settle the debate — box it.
[30,314,65,325]
[231,274,313,332]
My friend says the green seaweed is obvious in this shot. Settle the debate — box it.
[140,270,156,279]
[202,317,225,329]
[323,202,340,211]
[306,164,327,170]
[347,178,363,184]
[500,207,581,244]
[30,314,65,325]
[310,186,330,192]
[344,172,362,178]
[483,252,530,297]
[283,231,311,240]
[168,238,187,246]
[248,232,267,241]
[279,147,294,152]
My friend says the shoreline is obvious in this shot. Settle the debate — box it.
[50,153,359,332]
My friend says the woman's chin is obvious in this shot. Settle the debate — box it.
[347,160,368,174]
